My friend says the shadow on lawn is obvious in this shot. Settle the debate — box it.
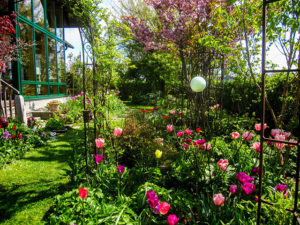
[0,128,84,223]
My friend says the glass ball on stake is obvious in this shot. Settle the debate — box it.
[190,76,206,92]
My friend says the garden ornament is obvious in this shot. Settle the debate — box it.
[190,76,206,92]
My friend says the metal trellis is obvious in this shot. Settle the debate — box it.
[257,0,300,224]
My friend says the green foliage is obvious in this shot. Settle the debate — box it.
[0,121,50,167]
[45,117,65,131]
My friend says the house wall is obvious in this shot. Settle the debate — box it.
[24,96,70,113]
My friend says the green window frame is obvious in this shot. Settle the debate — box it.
[15,0,67,100]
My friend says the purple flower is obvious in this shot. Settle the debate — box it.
[2,131,11,140]
[275,184,287,192]
[117,165,125,174]
[229,185,237,194]
[242,182,255,195]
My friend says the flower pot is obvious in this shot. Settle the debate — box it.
[48,102,60,112]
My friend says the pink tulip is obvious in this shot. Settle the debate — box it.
[251,142,261,152]
[166,124,174,133]
[177,111,182,115]
[167,214,179,225]
[288,139,297,147]
[117,165,125,174]
[275,184,287,192]
[184,129,192,135]
[231,132,240,139]
[236,172,254,184]
[229,185,237,194]
[255,123,267,131]
[203,143,211,150]
[283,190,289,199]
[95,138,105,148]
[114,128,123,136]
[218,159,229,171]
[275,134,286,149]
[177,131,184,137]
[213,194,225,205]
[94,154,105,164]
[170,110,175,115]
[242,132,253,141]
[242,182,255,195]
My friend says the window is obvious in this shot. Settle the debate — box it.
[17,0,68,99]
[20,22,34,81]
[35,29,47,82]
[18,0,31,21]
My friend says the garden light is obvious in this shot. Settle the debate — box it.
[190,76,206,92]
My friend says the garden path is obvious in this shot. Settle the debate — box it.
[0,129,77,225]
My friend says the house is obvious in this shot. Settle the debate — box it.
[0,0,78,115]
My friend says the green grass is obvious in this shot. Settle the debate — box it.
[0,129,78,225]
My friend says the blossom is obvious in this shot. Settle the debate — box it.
[177,131,184,137]
[12,126,16,130]
[275,134,286,149]
[193,139,205,147]
[11,135,15,138]
[196,127,201,133]
[182,143,189,150]
[155,150,162,158]
[155,138,164,145]
[167,214,179,225]
[255,123,267,131]
[164,116,169,120]
[283,190,289,199]
[95,138,105,148]
[203,143,211,150]
[231,132,240,139]
[170,110,175,115]
[236,172,254,184]
[166,124,174,132]
[146,191,156,199]
[275,184,287,192]
[184,138,192,143]
[229,185,237,194]
[2,131,11,140]
[117,165,125,174]
[242,182,255,195]
[218,159,229,171]
[150,108,154,112]
[159,202,170,215]
[184,129,192,135]
[94,154,105,164]
[251,167,260,176]
[177,111,182,116]
[79,187,88,199]
[288,139,297,148]
[213,194,225,205]
[242,132,253,141]
[267,140,273,146]
[251,142,261,152]
[114,128,123,136]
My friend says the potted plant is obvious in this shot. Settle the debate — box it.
[48,100,60,112]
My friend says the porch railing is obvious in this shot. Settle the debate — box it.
[0,78,19,119]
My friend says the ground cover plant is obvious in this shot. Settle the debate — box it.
[0,118,50,167]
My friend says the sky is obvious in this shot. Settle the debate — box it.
[64,1,292,71]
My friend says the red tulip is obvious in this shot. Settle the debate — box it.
[159,202,170,215]
[79,187,88,199]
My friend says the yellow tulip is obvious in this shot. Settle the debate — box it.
[155,150,162,159]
